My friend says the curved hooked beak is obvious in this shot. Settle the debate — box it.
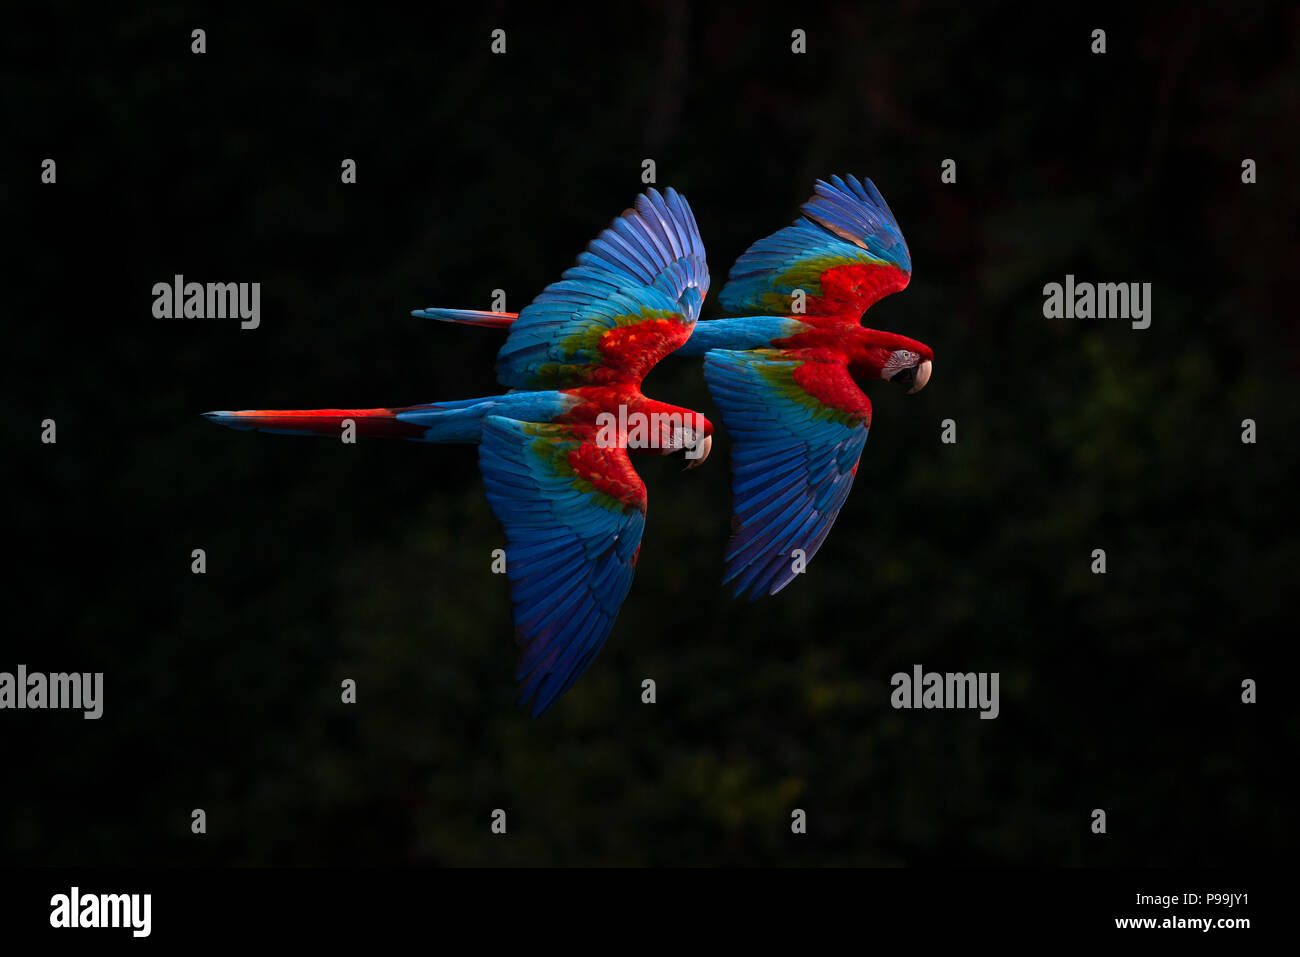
[907,359,932,394]
[683,434,712,470]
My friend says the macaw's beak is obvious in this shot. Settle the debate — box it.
[683,434,712,470]
[907,359,932,394]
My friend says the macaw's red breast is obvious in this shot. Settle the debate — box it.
[553,386,640,429]
[770,320,866,352]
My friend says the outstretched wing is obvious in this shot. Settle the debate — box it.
[718,174,911,321]
[496,187,710,390]
[703,349,871,600]
[478,416,647,716]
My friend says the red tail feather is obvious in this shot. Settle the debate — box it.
[204,408,428,438]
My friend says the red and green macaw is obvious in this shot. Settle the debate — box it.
[416,174,933,600]
[206,188,713,715]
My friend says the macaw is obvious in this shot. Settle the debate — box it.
[206,188,713,716]
[414,174,932,599]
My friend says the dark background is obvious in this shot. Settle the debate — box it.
[3,2,1293,866]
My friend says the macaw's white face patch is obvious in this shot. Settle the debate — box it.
[882,350,931,392]
[882,349,919,379]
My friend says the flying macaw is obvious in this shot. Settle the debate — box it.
[206,188,713,715]
[414,174,933,599]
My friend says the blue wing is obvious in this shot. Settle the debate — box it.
[703,349,871,600]
[478,415,647,715]
[496,187,709,390]
[718,174,911,319]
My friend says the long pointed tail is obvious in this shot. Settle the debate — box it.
[203,408,434,439]
[411,307,517,328]
[203,395,567,443]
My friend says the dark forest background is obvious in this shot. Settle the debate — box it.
[2,2,1294,866]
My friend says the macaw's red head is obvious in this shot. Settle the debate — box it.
[675,410,714,470]
[858,330,934,394]
[612,399,714,468]
[656,405,714,469]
